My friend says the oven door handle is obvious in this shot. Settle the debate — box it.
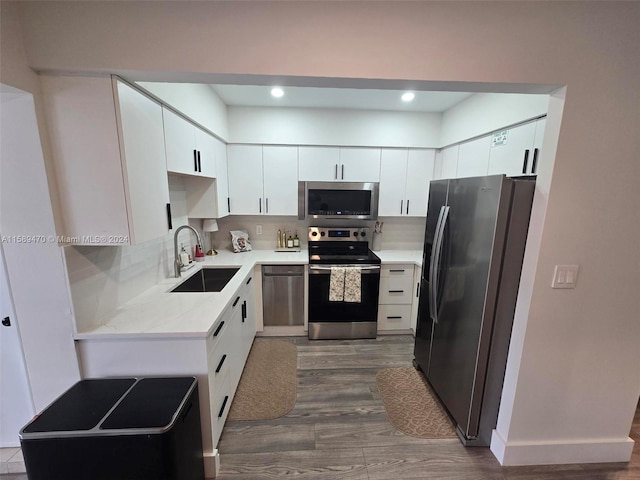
[309,265,381,273]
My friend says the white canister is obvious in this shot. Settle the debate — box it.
[372,232,382,251]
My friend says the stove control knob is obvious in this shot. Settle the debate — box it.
[360,231,366,237]
[311,231,318,237]
[353,232,358,237]
[320,231,325,237]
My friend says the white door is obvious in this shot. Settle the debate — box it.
[378,149,408,217]
[339,147,381,182]
[262,146,298,215]
[440,144,459,179]
[214,138,230,218]
[117,81,170,244]
[456,135,491,178]
[195,128,217,178]
[0,245,34,447]
[163,107,197,176]
[227,145,264,215]
[487,121,537,176]
[405,149,435,217]
[298,146,340,181]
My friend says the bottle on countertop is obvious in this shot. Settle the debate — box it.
[293,231,300,248]
[179,244,190,266]
[287,234,294,248]
[281,230,287,248]
[277,229,282,248]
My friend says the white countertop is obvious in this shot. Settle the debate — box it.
[75,248,422,341]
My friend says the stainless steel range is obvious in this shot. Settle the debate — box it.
[307,227,381,340]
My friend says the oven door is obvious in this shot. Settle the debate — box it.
[308,264,380,339]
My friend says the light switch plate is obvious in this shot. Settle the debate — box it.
[256,225,263,235]
[552,265,579,289]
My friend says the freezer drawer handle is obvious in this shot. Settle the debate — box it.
[215,354,227,373]
[213,321,225,337]
[218,396,229,418]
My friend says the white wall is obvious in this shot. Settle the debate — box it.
[227,106,441,147]
[9,0,640,466]
[440,93,549,147]
[137,81,229,141]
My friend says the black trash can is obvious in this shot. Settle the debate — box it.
[19,377,204,480]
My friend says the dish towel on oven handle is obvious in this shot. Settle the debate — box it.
[343,266,361,303]
[329,267,346,302]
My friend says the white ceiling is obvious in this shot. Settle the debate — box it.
[209,84,474,113]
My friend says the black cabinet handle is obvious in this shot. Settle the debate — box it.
[193,149,198,172]
[266,198,269,214]
[341,164,344,180]
[227,197,230,214]
[215,354,227,373]
[400,200,403,215]
[406,200,410,215]
[388,290,405,293]
[166,203,172,230]
[259,198,262,213]
[522,149,530,174]
[242,301,246,322]
[335,164,338,180]
[197,151,202,172]
[246,277,252,285]
[233,296,240,307]
[416,282,420,297]
[213,321,225,337]
[389,269,405,273]
[218,396,229,418]
[532,148,539,174]
[386,316,403,319]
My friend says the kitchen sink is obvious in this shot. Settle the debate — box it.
[170,267,240,293]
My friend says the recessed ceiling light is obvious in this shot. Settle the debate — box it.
[271,87,284,98]
[401,92,415,102]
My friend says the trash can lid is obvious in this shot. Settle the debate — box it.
[22,378,136,433]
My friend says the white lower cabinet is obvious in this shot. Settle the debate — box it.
[76,272,256,479]
[377,265,414,332]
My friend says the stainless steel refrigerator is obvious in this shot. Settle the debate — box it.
[413,174,535,446]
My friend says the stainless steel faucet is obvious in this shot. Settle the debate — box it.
[173,225,203,277]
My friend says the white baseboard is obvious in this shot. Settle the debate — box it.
[490,429,635,466]
[203,449,220,479]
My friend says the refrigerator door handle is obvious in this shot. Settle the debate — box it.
[429,206,447,323]
[431,206,450,324]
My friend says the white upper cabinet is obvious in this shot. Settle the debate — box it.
[214,138,230,218]
[379,149,434,217]
[262,146,298,215]
[404,149,435,217]
[298,146,341,181]
[163,107,216,179]
[298,146,380,182]
[41,75,170,245]
[456,135,491,178]
[339,147,381,182]
[227,145,264,215]
[439,144,459,180]
[227,145,298,216]
[184,136,229,219]
[487,118,545,176]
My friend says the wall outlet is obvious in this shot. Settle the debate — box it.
[256,225,263,235]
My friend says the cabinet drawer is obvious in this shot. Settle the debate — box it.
[379,275,414,304]
[210,369,232,447]
[381,264,413,278]
[378,304,412,330]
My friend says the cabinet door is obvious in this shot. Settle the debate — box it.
[339,147,381,182]
[440,145,459,179]
[262,146,298,215]
[487,121,537,176]
[195,128,217,178]
[214,138,230,218]
[378,149,408,217]
[298,146,341,181]
[530,117,546,175]
[227,145,264,215]
[405,149,435,217]
[116,81,170,244]
[456,135,491,178]
[163,107,198,176]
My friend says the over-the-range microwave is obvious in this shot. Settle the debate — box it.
[298,181,379,220]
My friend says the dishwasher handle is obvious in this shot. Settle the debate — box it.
[262,266,305,276]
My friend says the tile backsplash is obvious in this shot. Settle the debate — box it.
[65,174,425,333]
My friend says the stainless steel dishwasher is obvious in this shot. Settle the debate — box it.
[262,265,304,326]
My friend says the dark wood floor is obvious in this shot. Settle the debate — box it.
[217,335,640,480]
